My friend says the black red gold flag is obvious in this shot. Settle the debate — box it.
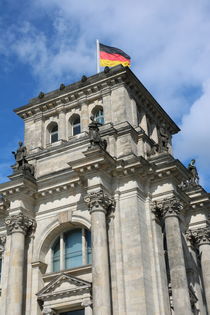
[99,43,131,67]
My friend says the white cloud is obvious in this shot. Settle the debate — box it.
[174,79,210,187]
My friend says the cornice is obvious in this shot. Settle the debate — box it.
[69,146,117,175]
[14,65,179,135]
[35,178,82,199]
[14,67,127,119]
[0,176,37,199]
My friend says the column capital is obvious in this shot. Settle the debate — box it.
[84,190,115,214]
[0,235,6,255]
[5,213,36,235]
[152,196,183,219]
[188,227,210,246]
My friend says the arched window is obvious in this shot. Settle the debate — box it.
[52,228,91,272]
[72,116,81,135]
[47,122,59,144]
[93,108,104,125]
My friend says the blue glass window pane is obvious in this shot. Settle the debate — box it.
[51,124,58,143]
[51,132,58,143]
[85,229,92,264]
[73,117,81,135]
[60,310,84,315]
[73,124,81,135]
[52,238,60,272]
[65,229,82,269]
[95,109,104,125]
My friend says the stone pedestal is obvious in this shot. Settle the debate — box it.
[5,213,36,315]
[153,197,192,315]
[85,190,114,315]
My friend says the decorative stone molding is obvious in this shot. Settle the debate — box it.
[0,195,10,213]
[42,307,57,315]
[37,273,91,302]
[84,190,115,214]
[0,235,6,254]
[5,213,36,235]
[152,196,183,219]
[81,298,92,307]
[187,227,210,246]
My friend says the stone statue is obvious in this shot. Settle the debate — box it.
[12,141,27,169]
[88,115,107,150]
[12,141,34,176]
[159,123,169,152]
[188,159,199,185]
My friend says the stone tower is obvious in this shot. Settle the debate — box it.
[0,65,209,315]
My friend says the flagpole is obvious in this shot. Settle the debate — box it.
[96,39,100,73]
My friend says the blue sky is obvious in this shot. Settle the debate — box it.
[0,0,210,190]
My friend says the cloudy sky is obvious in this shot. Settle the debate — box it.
[0,0,209,190]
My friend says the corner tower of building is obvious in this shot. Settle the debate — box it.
[0,65,209,315]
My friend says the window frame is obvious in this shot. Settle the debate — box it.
[50,124,59,143]
[94,108,104,125]
[51,227,91,273]
[72,116,81,136]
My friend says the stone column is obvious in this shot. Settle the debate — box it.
[185,230,206,314]
[153,197,192,315]
[84,190,114,315]
[5,213,36,315]
[191,227,210,312]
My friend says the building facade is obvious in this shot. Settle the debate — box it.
[0,65,210,315]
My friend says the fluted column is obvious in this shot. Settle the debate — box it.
[5,213,36,315]
[190,227,210,312]
[153,197,192,315]
[84,190,114,315]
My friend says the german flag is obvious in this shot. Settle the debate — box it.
[99,43,131,67]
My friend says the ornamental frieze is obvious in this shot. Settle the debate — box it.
[84,190,115,213]
[152,196,183,219]
[5,213,36,235]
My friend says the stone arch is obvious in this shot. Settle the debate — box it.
[37,215,91,263]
